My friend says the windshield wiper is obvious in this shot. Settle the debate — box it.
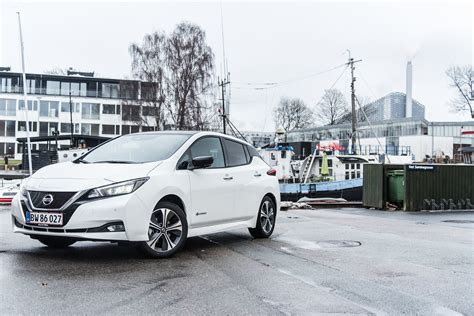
[74,158,90,164]
[93,160,136,164]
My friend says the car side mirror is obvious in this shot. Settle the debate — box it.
[191,156,214,169]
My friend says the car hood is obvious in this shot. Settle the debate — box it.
[26,161,161,192]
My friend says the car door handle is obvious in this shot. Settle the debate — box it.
[254,172,262,177]
[223,175,233,180]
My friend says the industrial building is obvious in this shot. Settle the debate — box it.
[286,118,474,162]
[337,92,425,124]
[287,61,474,162]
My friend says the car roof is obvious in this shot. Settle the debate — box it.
[130,130,252,147]
[130,131,199,136]
[193,131,252,146]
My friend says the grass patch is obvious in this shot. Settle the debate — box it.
[0,160,21,166]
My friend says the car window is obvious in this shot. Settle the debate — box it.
[79,133,191,163]
[223,139,247,167]
[243,146,250,163]
[247,145,261,159]
[189,137,225,168]
[176,151,191,169]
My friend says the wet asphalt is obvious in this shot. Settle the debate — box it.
[0,205,473,315]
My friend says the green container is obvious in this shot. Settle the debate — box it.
[387,170,405,205]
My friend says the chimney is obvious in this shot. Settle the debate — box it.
[406,61,413,118]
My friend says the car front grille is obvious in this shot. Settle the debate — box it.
[28,191,77,209]
[21,200,82,227]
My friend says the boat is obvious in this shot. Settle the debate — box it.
[258,144,296,181]
[0,179,22,204]
[280,178,363,202]
[259,142,413,202]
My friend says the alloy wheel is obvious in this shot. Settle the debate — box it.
[260,200,275,234]
[147,208,183,253]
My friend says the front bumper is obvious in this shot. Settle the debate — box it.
[11,192,150,242]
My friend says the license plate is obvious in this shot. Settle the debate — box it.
[26,211,63,226]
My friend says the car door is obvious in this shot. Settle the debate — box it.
[244,145,271,215]
[221,139,261,221]
[183,136,235,227]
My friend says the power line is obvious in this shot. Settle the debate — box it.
[225,116,246,141]
[261,85,278,132]
[256,64,348,132]
[229,62,349,133]
[233,62,347,90]
[325,64,348,92]
[261,65,349,132]
[357,67,378,99]
[355,95,390,163]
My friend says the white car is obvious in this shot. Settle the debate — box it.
[11,131,280,258]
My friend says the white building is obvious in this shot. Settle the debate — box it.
[287,118,474,162]
[241,131,274,148]
[0,70,160,160]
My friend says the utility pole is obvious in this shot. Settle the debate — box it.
[346,52,362,154]
[69,91,74,147]
[218,73,230,134]
[17,12,33,176]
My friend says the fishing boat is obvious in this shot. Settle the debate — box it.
[259,142,413,202]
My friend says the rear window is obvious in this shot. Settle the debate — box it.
[223,139,248,167]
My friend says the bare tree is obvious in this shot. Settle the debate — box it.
[446,65,473,118]
[273,97,314,134]
[165,22,215,130]
[129,32,167,130]
[315,89,349,125]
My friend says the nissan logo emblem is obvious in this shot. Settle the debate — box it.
[42,194,54,206]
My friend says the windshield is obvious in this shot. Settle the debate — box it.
[78,133,191,164]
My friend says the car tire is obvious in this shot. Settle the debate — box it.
[249,196,276,238]
[36,236,76,248]
[137,201,188,258]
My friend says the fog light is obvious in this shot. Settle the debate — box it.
[106,224,125,232]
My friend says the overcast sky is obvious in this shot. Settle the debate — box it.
[1,0,472,131]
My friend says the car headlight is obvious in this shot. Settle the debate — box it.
[87,177,149,199]
[19,178,30,197]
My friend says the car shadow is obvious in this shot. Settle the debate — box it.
[1,231,255,264]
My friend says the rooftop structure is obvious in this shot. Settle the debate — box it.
[337,92,425,125]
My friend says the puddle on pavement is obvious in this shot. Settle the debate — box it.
[316,240,361,248]
[275,236,361,250]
